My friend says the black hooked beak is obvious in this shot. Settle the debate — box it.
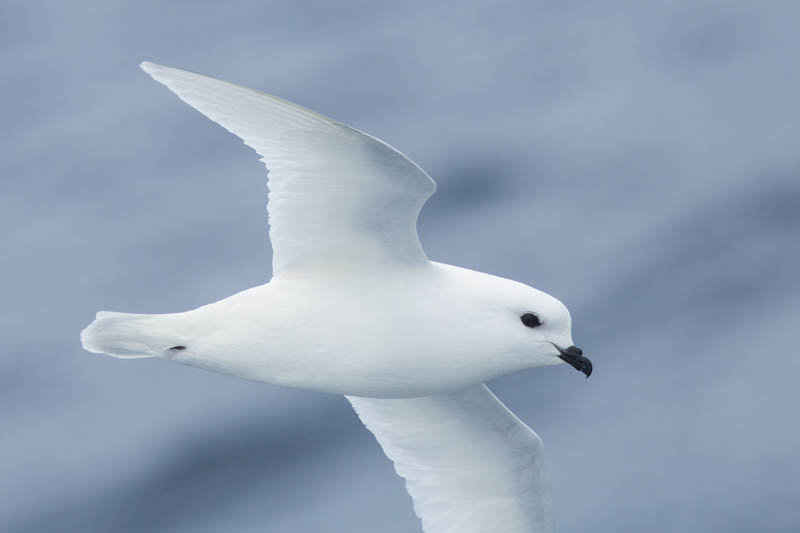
[557,345,592,378]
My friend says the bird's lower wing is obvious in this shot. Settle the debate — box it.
[347,384,554,533]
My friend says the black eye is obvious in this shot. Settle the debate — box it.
[520,313,541,328]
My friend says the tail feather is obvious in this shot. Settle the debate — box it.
[81,311,184,358]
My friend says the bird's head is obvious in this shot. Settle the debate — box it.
[444,266,591,379]
[507,286,591,378]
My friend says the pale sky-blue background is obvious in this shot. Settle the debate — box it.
[2,1,799,531]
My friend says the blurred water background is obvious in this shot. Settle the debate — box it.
[2,1,799,531]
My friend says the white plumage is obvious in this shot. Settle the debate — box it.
[140,62,435,275]
[82,63,590,532]
[349,385,553,533]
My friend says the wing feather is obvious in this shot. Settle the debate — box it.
[140,62,436,275]
[348,384,554,533]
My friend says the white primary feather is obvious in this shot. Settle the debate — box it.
[140,62,436,275]
[349,385,553,533]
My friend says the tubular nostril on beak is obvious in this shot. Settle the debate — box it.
[555,344,591,378]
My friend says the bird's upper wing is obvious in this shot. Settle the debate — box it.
[347,384,554,533]
[141,62,436,276]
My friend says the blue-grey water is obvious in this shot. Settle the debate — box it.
[2,1,799,531]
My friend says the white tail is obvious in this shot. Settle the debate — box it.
[81,311,186,358]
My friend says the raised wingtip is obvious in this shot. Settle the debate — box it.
[140,61,185,81]
[139,61,218,91]
[140,61,169,78]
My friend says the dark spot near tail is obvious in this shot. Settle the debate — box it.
[169,345,186,351]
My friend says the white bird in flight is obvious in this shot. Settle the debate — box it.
[81,62,592,533]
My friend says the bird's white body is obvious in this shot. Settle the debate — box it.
[84,261,570,398]
[81,62,590,533]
